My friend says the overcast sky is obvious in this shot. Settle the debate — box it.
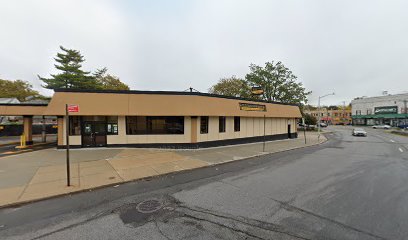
[1,0,408,106]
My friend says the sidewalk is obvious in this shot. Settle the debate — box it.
[0,131,326,207]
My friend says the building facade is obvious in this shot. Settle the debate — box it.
[304,108,352,125]
[351,93,408,126]
[0,89,302,148]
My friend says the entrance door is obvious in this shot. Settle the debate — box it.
[82,121,107,147]
[288,124,291,138]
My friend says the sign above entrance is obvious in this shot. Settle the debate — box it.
[251,87,264,95]
[67,105,79,113]
[239,103,266,112]
[374,106,397,114]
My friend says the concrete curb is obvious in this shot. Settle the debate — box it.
[0,135,329,209]
[0,141,19,147]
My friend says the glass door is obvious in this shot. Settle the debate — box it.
[93,122,107,147]
[81,121,107,147]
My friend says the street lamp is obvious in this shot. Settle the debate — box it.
[318,92,335,141]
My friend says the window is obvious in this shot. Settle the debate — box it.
[69,116,81,135]
[107,116,118,135]
[200,116,209,134]
[219,116,226,133]
[126,116,184,135]
[367,109,372,115]
[234,116,240,132]
[356,110,362,115]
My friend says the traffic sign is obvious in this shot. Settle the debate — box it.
[67,105,79,113]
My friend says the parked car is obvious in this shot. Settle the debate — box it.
[319,122,328,127]
[352,128,367,137]
[372,125,391,129]
[397,124,408,129]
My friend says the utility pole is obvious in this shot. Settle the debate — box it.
[404,99,408,126]
[318,93,335,142]
[342,101,346,125]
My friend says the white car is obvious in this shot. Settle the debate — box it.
[372,125,391,129]
[352,128,367,137]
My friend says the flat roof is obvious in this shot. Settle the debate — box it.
[0,89,302,118]
[54,89,299,107]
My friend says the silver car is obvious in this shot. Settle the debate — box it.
[352,128,367,137]
[372,125,391,129]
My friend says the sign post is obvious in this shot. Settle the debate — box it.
[66,104,79,186]
[263,114,266,152]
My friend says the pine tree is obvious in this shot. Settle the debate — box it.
[39,46,100,90]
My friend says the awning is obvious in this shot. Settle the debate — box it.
[352,114,408,119]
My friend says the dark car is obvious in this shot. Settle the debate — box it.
[398,124,408,129]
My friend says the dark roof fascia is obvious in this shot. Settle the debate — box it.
[0,103,48,107]
[53,89,299,107]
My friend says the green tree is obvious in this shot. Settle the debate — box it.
[94,68,129,90]
[208,76,252,98]
[304,113,317,125]
[245,61,311,104]
[39,46,99,89]
[0,79,44,101]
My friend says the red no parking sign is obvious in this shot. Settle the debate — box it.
[67,105,79,113]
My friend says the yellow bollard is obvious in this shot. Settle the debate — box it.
[15,133,27,149]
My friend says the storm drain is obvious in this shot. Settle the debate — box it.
[136,199,163,213]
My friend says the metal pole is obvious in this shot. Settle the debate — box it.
[342,101,346,125]
[42,116,46,143]
[263,114,266,152]
[404,99,408,127]
[65,104,70,186]
[317,97,321,142]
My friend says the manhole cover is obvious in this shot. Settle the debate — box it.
[136,199,163,213]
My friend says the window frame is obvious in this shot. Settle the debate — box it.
[106,116,118,135]
[219,116,226,133]
[126,116,185,135]
[234,116,240,132]
[69,116,81,136]
[200,116,209,134]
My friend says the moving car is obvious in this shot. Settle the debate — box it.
[372,124,391,129]
[352,128,367,137]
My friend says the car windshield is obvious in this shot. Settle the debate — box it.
[354,128,364,131]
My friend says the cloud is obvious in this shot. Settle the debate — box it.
[1,0,408,105]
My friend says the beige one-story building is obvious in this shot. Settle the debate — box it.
[0,89,302,148]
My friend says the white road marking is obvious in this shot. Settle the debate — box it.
[390,139,395,143]
[399,148,404,153]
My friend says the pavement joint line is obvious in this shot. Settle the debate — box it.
[17,167,40,200]
[104,158,125,182]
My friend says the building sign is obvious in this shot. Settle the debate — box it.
[67,105,80,113]
[374,106,397,114]
[239,103,266,112]
[251,87,264,95]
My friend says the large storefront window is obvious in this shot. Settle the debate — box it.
[69,116,81,135]
[126,116,184,135]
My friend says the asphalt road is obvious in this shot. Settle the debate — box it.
[1,126,408,240]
